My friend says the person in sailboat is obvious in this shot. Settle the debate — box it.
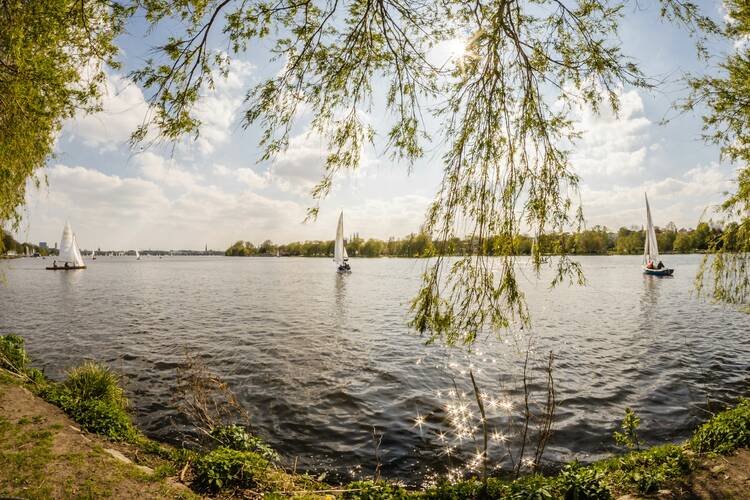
[657,260,664,269]
[646,259,654,269]
[52,260,57,269]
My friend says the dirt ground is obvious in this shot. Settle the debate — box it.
[0,380,197,499]
[664,449,750,499]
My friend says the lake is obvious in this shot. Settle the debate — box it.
[1,254,748,483]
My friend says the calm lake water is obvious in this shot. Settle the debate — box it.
[1,255,748,483]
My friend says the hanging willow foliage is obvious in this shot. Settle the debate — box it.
[685,0,750,310]
[0,0,128,249]
[131,0,717,343]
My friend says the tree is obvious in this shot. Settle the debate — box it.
[673,232,693,254]
[686,0,750,307]
[0,0,127,252]
[2,1,717,342]
[130,0,716,345]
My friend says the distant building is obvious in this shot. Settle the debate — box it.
[39,242,48,249]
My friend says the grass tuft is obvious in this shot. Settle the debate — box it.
[40,362,137,441]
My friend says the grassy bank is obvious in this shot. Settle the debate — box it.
[2,334,750,499]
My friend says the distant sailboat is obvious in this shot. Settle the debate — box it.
[46,221,86,270]
[135,249,141,260]
[91,249,96,260]
[643,194,673,276]
[334,211,351,273]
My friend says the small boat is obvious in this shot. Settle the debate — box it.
[46,221,86,270]
[642,194,673,276]
[92,248,96,260]
[136,249,141,260]
[334,211,351,273]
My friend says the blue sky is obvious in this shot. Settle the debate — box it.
[13,1,739,250]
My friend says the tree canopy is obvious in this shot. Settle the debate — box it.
[685,0,750,309]
[129,0,716,345]
[4,0,745,338]
[0,0,127,252]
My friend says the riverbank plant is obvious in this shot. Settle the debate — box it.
[39,362,136,441]
[4,334,750,498]
[689,398,750,454]
[0,334,45,383]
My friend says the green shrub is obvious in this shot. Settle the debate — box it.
[192,446,270,492]
[613,408,641,450]
[343,480,412,499]
[689,399,750,454]
[595,444,690,495]
[504,474,557,499]
[0,334,30,373]
[210,425,279,461]
[558,461,611,499]
[40,362,136,441]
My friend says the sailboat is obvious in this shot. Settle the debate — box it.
[91,249,96,260]
[643,194,674,276]
[135,249,141,260]
[334,211,351,273]
[46,221,86,270]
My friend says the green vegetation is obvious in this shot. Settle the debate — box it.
[613,408,641,450]
[0,230,54,257]
[690,399,750,454]
[227,223,727,258]
[192,447,271,492]
[686,1,750,309]
[210,424,279,461]
[4,333,750,498]
[40,362,136,441]
[0,0,127,254]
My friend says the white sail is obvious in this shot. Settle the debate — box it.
[58,222,85,267]
[644,193,659,263]
[334,211,347,266]
[135,249,140,260]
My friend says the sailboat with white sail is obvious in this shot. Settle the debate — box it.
[643,193,673,276]
[334,211,351,273]
[46,221,86,270]
[135,249,141,260]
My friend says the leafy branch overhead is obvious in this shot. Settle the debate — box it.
[686,0,750,309]
[130,0,718,344]
[0,0,129,241]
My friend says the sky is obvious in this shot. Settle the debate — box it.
[11,1,740,251]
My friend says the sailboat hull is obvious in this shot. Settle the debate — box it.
[643,267,673,276]
[46,266,87,270]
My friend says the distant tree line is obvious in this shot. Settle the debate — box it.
[1,229,54,256]
[226,223,736,258]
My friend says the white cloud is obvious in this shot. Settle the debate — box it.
[268,133,328,194]
[21,163,311,249]
[213,163,269,189]
[135,152,203,189]
[192,59,255,155]
[63,73,150,151]
[581,162,736,229]
[570,89,654,177]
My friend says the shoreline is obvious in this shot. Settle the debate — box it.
[2,335,750,498]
